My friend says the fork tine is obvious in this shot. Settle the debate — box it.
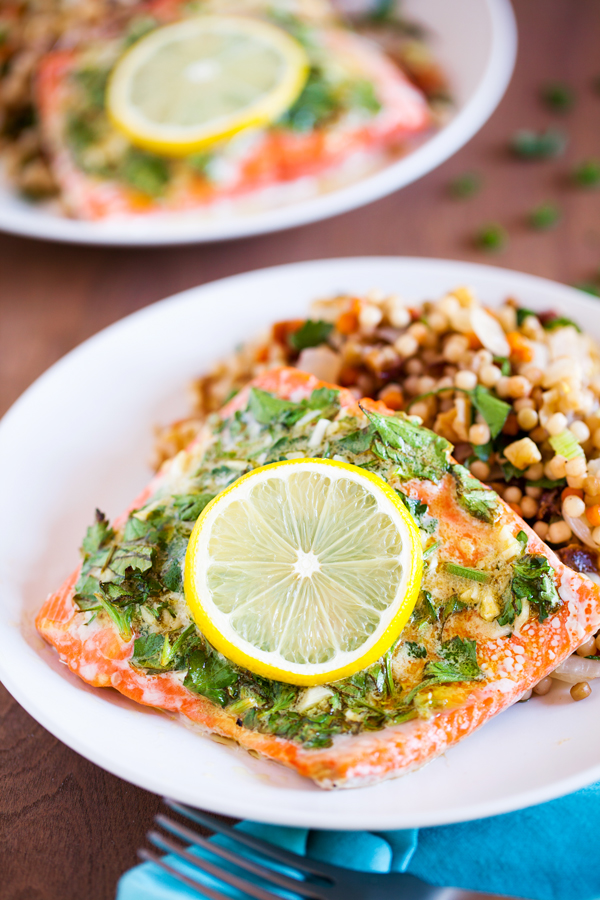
[155,815,326,899]
[164,801,335,881]
[147,829,315,900]
[138,847,229,900]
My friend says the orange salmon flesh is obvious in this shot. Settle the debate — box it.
[36,368,600,788]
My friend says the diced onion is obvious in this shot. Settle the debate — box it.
[471,306,510,357]
[563,513,597,550]
[296,346,341,383]
[551,656,600,684]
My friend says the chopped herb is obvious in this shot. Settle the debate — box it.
[572,159,600,188]
[406,642,427,659]
[247,387,339,427]
[348,80,381,114]
[423,540,441,558]
[109,543,153,576]
[445,562,490,583]
[173,493,215,521]
[499,554,562,625]
[574,282,600,297]
[451,464,501,524]
[449,171,482,199]
[528,202,561,230]
[516,530,529,553]
[73,67,109,109]
[66,114,98,152]
[120,149,170,196]
[475,223,508,253]
[184,647,239,707]
[405,637,483,703]
[511,127,567,159]
[495,356,512,376]
[440,595,467,628]
[82,509,114,556]
[516,307,536,326]
[408,384,509,440]
[124,15,158,46]
[337,426,374,455]
[278,68,340,132]
[412,589,438,626]
[541,81,575,114]
[526,476,566,489]
[471,385,511,438]
[543,315,581,331]
[396,492,437,533]
[361,406,451,483]
[289,319,334,351]
[247,388,298,425]
[187,152,213,176]
[96,592,134,642]
[370,0,395,22]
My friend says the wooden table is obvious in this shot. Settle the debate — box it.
[1,1,599,896]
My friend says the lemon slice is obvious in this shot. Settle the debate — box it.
[184,459,423,686]
[106,15,309,156]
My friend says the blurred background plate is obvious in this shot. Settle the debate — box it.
[1,256,599,830]
[0,0,516,246]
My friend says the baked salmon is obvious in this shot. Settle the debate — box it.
[35,0,430,220]
[36,368,600,788]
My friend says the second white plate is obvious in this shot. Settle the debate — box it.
[0,0,516,246]
[1,257,599,830]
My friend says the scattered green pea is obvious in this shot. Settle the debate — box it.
[449,172,482,199]
[475,223,508,253]
[511,128,567,159]
[541,82,575,113]
[528,202,561,230]
[572,159,600,188]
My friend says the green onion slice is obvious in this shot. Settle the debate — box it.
[445,562,490,583]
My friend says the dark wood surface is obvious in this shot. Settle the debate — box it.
[1,1,599,897]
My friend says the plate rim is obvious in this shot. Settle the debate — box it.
[3,254,600,830]
[0,0,517,247]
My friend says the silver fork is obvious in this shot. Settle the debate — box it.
[138,799,442,900]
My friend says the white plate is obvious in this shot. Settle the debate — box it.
[0,0,516,246]
[2,257,599,831]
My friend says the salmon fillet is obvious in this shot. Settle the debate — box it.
[35,1,430,220]
[36,368,600,788]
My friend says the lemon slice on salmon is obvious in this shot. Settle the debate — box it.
[184,458,423,686]
[106,15,309,156]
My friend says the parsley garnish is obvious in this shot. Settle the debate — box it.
[511,127,567,159]
[445,562,490,583]
[528,202,561,230]
[289,319,333,351]
[475,223,508,252]
[450,464,501,524]
[449,171,482,199]
[572,159,600,188]
[498,553,562,625]
[361,406,451,483]
[406,642,427,659]
[405,637,483,704]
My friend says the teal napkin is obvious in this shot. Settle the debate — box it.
[117,782,600,900]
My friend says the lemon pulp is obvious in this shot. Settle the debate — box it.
[106,16,309,156]
[184,459,423,685]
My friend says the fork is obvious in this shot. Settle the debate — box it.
[138,799,442,899]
